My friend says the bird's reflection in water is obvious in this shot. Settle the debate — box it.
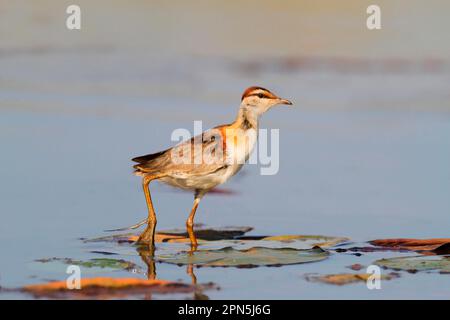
[137,246,157,280]
[137,245,209,300]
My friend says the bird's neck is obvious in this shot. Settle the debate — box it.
[234,106,259,130]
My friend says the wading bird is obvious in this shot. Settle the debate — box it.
[125,87,292,249]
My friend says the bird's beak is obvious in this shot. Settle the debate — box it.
[277,98,293,106]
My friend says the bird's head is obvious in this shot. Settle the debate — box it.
[240,86,292,115]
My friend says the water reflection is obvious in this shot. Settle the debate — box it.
[137,245,209,300]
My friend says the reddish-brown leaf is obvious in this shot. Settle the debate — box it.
[306,272,399,286]
[369,238,450,255]
[22,277,199,299]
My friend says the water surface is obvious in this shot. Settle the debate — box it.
[1,1,449,299]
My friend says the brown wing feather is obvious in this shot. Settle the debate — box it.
[132,149,168,163]
[132,127,229,176]
[132,149,171,175]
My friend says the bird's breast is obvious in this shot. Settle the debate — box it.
[222,127,257,166]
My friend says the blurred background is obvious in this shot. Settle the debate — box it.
[0,1,449,298]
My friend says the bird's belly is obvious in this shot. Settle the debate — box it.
[160,165,241,191]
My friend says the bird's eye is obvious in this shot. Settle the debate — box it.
[257,93,264,99]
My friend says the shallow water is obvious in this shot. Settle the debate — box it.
[0,1,449,299]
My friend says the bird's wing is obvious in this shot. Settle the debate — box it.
[132,148,173,175]
[132,149,169,164]
[165,126,229,176]
[133,126,229,176]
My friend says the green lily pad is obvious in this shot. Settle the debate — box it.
[33,258,141,274]
[375,255,450,273]
[187,235,349,252]
[74,258,138,270]
[156,246,329,267]
[260,235,350,249]
[305,272,399,285]
[84,231,348,253]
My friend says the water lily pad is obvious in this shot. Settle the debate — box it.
[84,226,253,244]
[22,277,208,299]
[83,232,184,244]
[85,229,348,253]
[157,246,329,267]
[261,235,349,248]
[182,235,349,252]
[305,272,399,286]
[370,238,450,255]
[32,258,142,274]
[158,226,253,241]
[375,255,450,273]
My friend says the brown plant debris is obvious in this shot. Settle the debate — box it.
[306,272,399,286]
[22,277,211,299]
[369,238,450,255]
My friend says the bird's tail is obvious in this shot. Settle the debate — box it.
[104,218,148,232]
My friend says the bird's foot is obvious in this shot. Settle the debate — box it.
[188,242,198,254]
[136,226,156,248]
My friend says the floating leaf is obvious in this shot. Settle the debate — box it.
[189,235,349,252]
[158,226,253,241]
[34,258,139,271]
[84,233,185,244]
[306,272,399,286]
[370,238,450,255]
[22,277,207,299]
[261,235,349,249]
[83,228,347,269]
[85,229,348,253]
[157,246,329,267]
[32,258,142,273]
[334,246,407,254]
[84,226,253,244]
[375,255,450,273]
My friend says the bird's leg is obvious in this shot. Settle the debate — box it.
[137,175,159,247]
[186,192,202,251]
